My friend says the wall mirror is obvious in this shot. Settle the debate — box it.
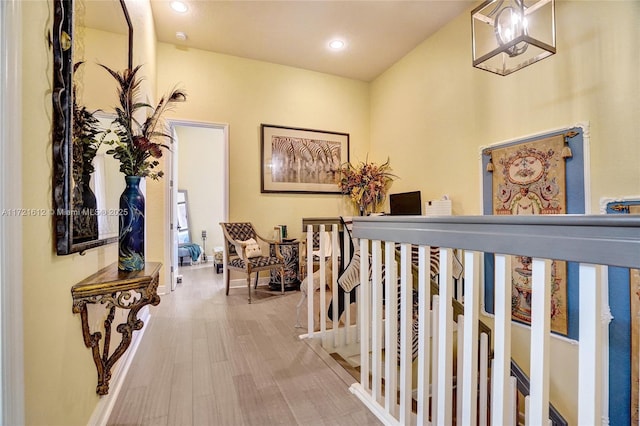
[52,0,133,254]
[176,190,191,244]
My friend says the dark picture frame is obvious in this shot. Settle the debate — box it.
[261,124,349,194]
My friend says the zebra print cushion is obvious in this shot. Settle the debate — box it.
[337,240,361,292]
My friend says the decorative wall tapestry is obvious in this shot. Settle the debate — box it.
[488,134,569,335]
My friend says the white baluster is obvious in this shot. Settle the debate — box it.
[528,258,551,425]
[385,241,399,418]
[319,225,326,336]
[437,248,454,425]
[479,332,488,426]
[461,251,480,426]
[578,263,602,425]
[343,225,353,345]
[306,225,314,337]
[492,254,513,426]
[331,224,339,347]
[457,313,464,426]
[510,376,518,426]
[371,240,383,404]
[432,295,440,424]
[417,245,431,425]
[359,238,370,391]
[399,243,412,424]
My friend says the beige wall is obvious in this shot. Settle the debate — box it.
[369,1,640,422]
[156,44,371,239]
[21,0,158,424]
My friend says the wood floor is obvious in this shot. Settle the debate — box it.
[107,264,381,426]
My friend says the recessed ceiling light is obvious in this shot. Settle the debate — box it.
[329,39,346,50]
[176,31,188,41]
[170,1,188,13]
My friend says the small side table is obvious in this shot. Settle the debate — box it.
[213,247,224,274]
[71,262,161,395]
[269,240,300,291]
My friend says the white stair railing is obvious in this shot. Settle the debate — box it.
[342,215,639,425]
[299,216,639,425]
[301,223,359,353]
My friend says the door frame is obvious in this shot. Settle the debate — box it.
[165,120,229,291]
[0,0,25,423]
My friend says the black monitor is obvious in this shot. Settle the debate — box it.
[389,191,422,215]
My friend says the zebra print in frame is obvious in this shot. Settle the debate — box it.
[261,124,349,194]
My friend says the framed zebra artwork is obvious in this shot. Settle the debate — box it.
[261,124,349,194]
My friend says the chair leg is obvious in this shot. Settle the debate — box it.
[254,271,259,289]
[247,274,252,304]
[225,268,230,296]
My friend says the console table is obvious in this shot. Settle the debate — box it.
[71,262,161,395]
[269,240,300,290]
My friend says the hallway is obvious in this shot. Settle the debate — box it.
[107,264,380,425]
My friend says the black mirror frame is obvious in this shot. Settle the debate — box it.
[52,0,132,255]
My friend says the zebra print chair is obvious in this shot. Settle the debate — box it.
[220,222,285,303]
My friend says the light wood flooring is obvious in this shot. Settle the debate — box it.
[107,264,381,426]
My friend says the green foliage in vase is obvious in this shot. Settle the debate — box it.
[100,64,186,179]
[72,62,104,178]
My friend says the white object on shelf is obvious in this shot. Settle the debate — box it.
[425,198,452,216]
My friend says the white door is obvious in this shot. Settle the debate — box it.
[170,126,179,291]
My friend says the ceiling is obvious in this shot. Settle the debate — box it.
[149,0,476,82]
[83,0,477,82]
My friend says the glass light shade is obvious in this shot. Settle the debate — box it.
[472,0,556,76]
[329,39,346,50]
[170,1,188,13]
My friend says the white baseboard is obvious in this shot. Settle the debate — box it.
[87,306,151,426]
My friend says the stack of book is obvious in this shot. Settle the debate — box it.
[273,225,288,242]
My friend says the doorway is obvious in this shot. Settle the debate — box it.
[167,120,229,291]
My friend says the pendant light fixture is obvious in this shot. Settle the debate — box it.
[471,0,556,76]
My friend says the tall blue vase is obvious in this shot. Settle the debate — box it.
[119,176,145,271]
